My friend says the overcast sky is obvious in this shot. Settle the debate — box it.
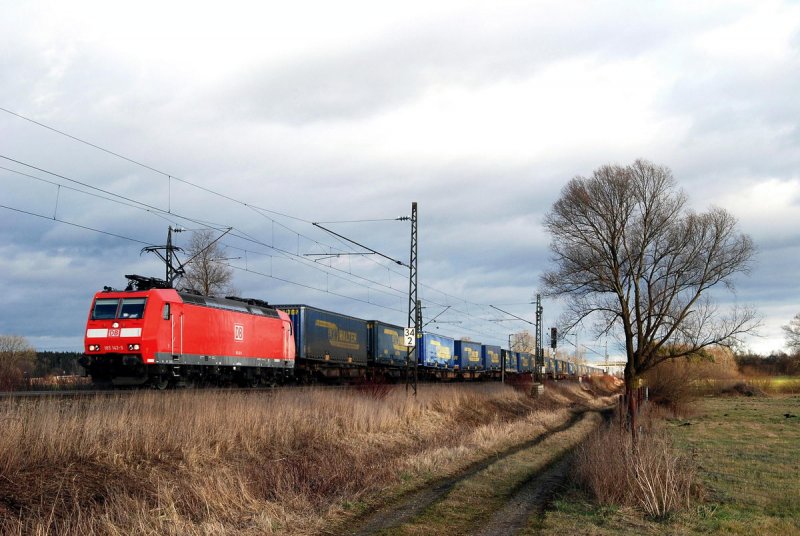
[2,0,799,360]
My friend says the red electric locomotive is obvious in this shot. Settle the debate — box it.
[80,276,295,388]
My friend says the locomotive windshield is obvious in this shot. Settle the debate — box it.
[91,298,147,320]
[120,298,146,318]
[92,299,119,320]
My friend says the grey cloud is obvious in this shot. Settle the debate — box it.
[222,4,695,126]
[1,2,798,353]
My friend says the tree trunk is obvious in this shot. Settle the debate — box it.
[624,361,638,442]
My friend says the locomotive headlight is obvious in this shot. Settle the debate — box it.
[88,344,100,351]
[112,322,120,329]
[128,344,140,351]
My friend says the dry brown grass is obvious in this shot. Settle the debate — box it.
[643,349,741,414]
[0,382,613,535]
[573,417,700,519]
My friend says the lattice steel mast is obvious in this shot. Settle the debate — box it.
[405,202,419,395]
[535,293,543,381]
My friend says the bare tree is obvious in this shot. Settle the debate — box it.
[510,331,535,352]
[181,229,236,297]
[0,335,36,390]
[542,160,758,435]
[783,313,800,353]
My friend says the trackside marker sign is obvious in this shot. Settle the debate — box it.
[404,327,416,347]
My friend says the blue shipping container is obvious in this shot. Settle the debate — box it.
[367,320,408,367]
[501,349,517,372]
[517,352,533,372]
[418,333,455,368]
[273,305,368,366]
[482,345,501,371]
[454,340,482,370]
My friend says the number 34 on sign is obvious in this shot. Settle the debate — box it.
[403,327,416,347]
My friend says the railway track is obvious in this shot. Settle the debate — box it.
[0,379,522,399]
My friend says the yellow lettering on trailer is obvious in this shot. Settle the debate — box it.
[316,320,360,350]
[384,328,406,352]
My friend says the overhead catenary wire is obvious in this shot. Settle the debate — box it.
[0,164,181,227]
[0,163,407,307]
[0,106,512,316]
[2,155,506,337]
[1,170,415,319]
[0,106,309,224]
[1,110,534,345]
[0,206,513,346]
[1,196,517,343]
[0,200,412,316]
[0,204,153,245]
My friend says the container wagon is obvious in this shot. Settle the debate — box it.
[481,344,501,376]
[501,349,517,374]
[418,333,455,378]
[454,339,483,377]
[517,351,533,373]
[274,304,368,380]
[367,320,408,373]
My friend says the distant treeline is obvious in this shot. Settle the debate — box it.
[24,351,800,378]
[34,351,83,377]
[736,352,800,376]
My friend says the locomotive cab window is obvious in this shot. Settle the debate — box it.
[120,298,147,319]
[162,303,170,320]
[92,298,119,320]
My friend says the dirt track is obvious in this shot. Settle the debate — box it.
[336,408,605,536]
[471,453,573,535]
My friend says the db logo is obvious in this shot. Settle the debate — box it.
[234,324,244,341]
[108,329,120,337]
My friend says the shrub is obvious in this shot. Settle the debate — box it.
[573,424,699,518]
[643,347,740,414]
[0,335,36,390]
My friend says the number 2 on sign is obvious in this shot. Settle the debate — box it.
[404,327,416,347]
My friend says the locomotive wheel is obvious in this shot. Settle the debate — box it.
[153,376,170,390]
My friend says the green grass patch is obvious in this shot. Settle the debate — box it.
[745,375,800,393]
[538,395,800,535]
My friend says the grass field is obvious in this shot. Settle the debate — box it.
[745,375,800,393]
[539,394,800,535]
[0,381,616,535]
[693,376,800,396]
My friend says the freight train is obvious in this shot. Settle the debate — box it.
[79,276,603,387]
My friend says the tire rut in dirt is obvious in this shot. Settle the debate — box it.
[338,410,587,536]
[470,453,573,536]
[471,406,616,536]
